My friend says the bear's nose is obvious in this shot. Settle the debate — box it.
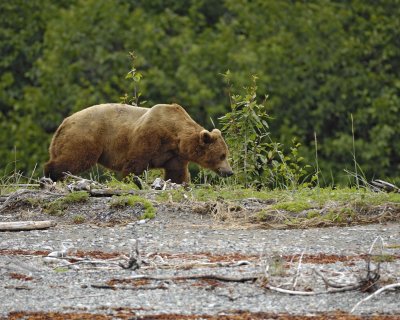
[225,170,234,177]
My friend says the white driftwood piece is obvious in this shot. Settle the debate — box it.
[0,220,56,231]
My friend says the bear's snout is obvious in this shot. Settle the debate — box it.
[218,167,234,177]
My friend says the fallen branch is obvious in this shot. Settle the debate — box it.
[144,259,252,270]
[313,269,360,290]
[371,179,399,193]
[91,283,168,290]
[129,274,258,283]
[351,283,400,313]
[0,184,40,188]
[0,220,56,231]
[88,188,149,197]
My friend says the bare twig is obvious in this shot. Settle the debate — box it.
[368,236,384,255]
[292,251,305,290]
[63,172,96,182]
[264,284,318,296]
[351,283,400,313]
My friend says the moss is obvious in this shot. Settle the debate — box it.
[63,191,89,203]
[106,176,141,191]
[110,195,156,219]
[43,191,89,216]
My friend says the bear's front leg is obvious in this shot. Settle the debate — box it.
[121,160,149,190]
[164,157,190,184]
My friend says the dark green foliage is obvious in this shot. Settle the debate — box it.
[1,1,399,185]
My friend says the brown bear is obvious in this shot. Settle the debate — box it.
[44,103,233,184]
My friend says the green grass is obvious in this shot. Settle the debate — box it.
[273,200,313,212]
[157,185,400,206]
[163,186,400,228]
[156,186,278,203]
[372,254,396,263]
[72,214,86,224]
[43,200,67,216]
[104,169,164,190]
[105,173,142,191]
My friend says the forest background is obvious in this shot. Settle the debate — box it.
[1,0,399,186]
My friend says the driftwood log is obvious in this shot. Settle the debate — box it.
[0,220,56,231]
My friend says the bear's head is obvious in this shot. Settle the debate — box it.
[196,129,233,177]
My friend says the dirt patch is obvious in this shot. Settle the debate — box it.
[0,249,50,256]
[148,252,399,265]
[7,311,110,320]
[2,248,398,266]
[6,311,400,320]
[105,278,151,287]
[74,250,122,260]
[8,272,34,281]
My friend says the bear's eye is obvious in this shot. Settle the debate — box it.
[220,154,226,161]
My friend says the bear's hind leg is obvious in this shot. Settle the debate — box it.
[44,147,101,181]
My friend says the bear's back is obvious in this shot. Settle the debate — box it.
[70,104,148,122]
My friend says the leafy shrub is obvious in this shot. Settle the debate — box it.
[219,72,316,189]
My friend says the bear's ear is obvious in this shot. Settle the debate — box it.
[200,129,214,145]
[211,129,221,136]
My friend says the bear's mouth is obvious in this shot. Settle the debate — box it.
[217,168,234,177]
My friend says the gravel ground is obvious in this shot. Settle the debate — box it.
[1,202,400,318]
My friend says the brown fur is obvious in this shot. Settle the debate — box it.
[44,103,233,183]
